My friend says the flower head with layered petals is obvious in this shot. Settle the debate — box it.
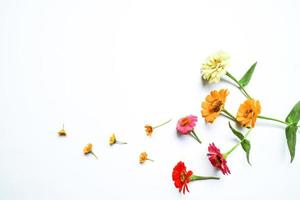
[236,99,261,128]
[207,143,230,175]
[139,152,153,163]
[144,125,153,136]
[109,134,117,145]
[201,51,230,83]
[201,89,229,123]
[176,115,198,135]
[83,143,93,154]
[172,161,193,194]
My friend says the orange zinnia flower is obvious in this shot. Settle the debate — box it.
[83,143,98,159]
[201,89,229,123]
[144,125,154,136]
[236,99,261,128]
[139,151,153,164]
[144,119,172,136]
[83,143,93,154]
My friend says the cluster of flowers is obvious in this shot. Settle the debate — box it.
[171,51,300,194]
[58,124,155,164]
[58,125,128,160]
[57,51,300,195]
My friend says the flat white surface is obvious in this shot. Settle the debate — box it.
[1,0,300,199]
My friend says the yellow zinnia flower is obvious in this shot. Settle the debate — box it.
[109,134,117,145]
[236,99,261,128]
[83,143,93,154]
[57,124,67,136]
[201,51,230,83]
[139,151,153,164]
[109,133,127,145]
[83,143,98,159]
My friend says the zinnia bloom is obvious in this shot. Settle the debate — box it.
[83,143,98,159]
[176,115,197,135]
[109,134,117,145]
[139,151,153,164]
[201,89,229,123]
[83,143,93,154]
[109,133,127,145]
[144,119,172,136]
[144,125,154,136]
[172,161,220,194]
[207,143,230,175]
[201,51,230,83]
[176,115,202,144]
[57,124,66,136]
[236,99,261,128]
[172,161,193,194]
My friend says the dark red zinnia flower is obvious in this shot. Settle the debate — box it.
[207,143,231,175]
[172,161,193,194]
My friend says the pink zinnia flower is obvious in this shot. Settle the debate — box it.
[176,115,201,144]
[176,115,198,135]
[207,143,230,175]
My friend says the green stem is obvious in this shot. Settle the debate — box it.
[226,72,300,129]
[190,175,220,181]
[91,152,98,159]
[147,158,154,162]
[258,115,289,126]
[117,141,127,144]
[190,130,202,144]
[153,119,172,129]
[223,128,252,159]
[222,109,238,123]
[189,133,198,142]
[221,113,236,122]
[226,72,252,99]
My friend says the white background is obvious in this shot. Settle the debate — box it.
[1,0,300,199]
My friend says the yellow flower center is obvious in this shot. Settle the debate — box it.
[213,58,220,65]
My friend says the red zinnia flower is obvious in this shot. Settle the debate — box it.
[207,143,230,175]
[172,161,193,194]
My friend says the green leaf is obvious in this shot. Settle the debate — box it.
[285,101,300,125]
[228,122,244,140]
[285,101,300,163]
[228,122,251,165]
[285,125,298,163]
[239,62,257,87]
[241,139,251,165]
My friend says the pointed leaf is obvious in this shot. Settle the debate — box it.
[229,122,244,140]
[241,139,251,165]
[229,122,251,165]
[285,101,300,125]
[285,125,298,163]
[239,62,257,87]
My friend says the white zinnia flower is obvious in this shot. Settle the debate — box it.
[201,51,230,83]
